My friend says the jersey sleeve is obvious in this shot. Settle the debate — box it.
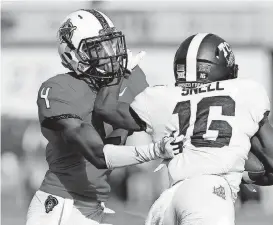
[118,66,149,104]
[247,81,270,125]
[37,81,82,126]
[130,85,170,134]
[130,87,152,133]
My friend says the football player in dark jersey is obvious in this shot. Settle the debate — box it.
[26,9,179,225]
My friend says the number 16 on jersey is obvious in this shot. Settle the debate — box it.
[173,96,235,148]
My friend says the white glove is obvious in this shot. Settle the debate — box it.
[155,136,176,159]
[155,134,184,159]
[154,134,185,172]
[126,49,146,73]
[172,134,185,155]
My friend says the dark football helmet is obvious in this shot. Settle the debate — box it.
[174,33,238,88]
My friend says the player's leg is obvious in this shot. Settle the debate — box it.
[26,190,101,225]
[65,205,102,225]
[145,182,182,225]
[169,175,235,225]
[26,190,72,225]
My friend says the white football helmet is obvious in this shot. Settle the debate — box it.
[57,9,128,86]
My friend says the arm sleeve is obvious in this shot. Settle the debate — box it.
[130,87,153,133]
[103,143,159,169]
[130,85,170,134]
[118,65,149,104]
[37,81,82,128]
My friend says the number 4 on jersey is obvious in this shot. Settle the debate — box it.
[40,87,51,109]
[173,96,235,148]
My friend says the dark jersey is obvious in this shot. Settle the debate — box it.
[119,66,149,104]
[37,68,148,202]
[37,73,110,202]
[103,66,149,136]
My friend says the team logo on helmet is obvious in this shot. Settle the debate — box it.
[44,195,58,213]
[217,42,235,67]
[58,19,77,44]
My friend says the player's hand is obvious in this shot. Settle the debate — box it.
[157,135,184,159]
[125,49,146,75]
[153,134,185,172]
[170,134,185,155]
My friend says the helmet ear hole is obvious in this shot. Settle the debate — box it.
[215,48,220,59]
[233,64,239,78]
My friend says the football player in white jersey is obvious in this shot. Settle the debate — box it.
[94,33,273,225]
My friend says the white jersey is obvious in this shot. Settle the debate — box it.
[131,78,270,198]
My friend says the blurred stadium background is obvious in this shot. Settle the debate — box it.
[1,0,273,224]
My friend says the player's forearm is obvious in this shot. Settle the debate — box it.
[94,77,123,113]
[259,148,273,171]
[94,77,128,125]
[253,172,273,186]
[79,145,107,169]
[104,128,129,145]
[103,142,162,169]
[251,135,273,171]
[95,96,141,132]
[259,136,273,164]
[62,123,108,169]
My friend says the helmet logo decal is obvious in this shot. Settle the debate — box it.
[197,62,211,80]
[217,42,235,67]
[58,19,77,44]
[176,64,186,79]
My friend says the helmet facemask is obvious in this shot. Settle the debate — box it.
[77,29,128,87]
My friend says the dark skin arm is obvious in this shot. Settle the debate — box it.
[94,69,144,132]
[104,127,129,145]
[248,172,273,186]
[49,118,128,169]
[249,118,273,186]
